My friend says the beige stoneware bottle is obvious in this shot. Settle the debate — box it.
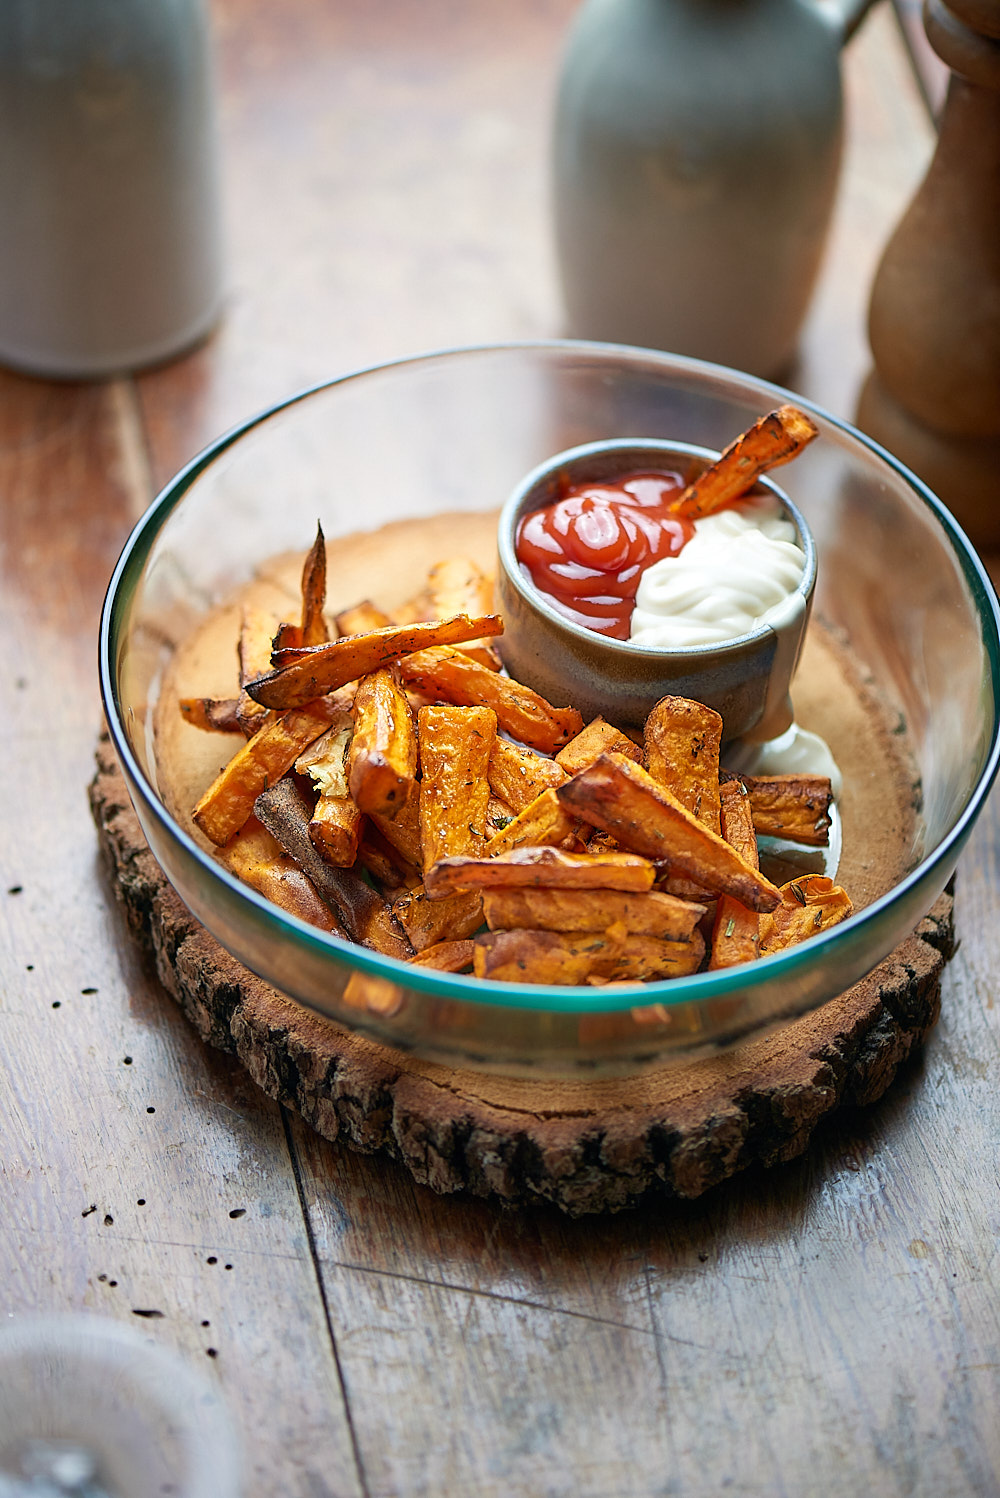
[553,0,875,378]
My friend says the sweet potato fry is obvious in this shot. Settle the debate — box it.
[294,712,362,865]
[294,712,353,794]
[272,619,303,653]
[309,794,363,868]
[193,696,342,846]
[417,704,496,868]
[392,885,485,952]
[427,557,501,669]
[335,600,391,636]
[236,607,279,737]
[179,696,242,734]
[487,796,517,835]
[356,822,421,893]
[717,775,759,865]
[348,669,418,818]
[390,591,432,625]
[482,788,582,857]
[400,647,583,753]
[473,928,705,985]
[643,696,723,834]
[671,405,819,520]
[424,844,657,898]
[300,522,329,646]
[254,775,411,959]
[555,717,642,775]
[556,753,781,912]
[370,781,423,870]
[709,778,761,969]
[487,737,567,812]
[408,938,476,973]
[481,887,705,940]
[217,817,350,938]
[758,876,852,954]
[743,774,833,846]
[248,614,504,710]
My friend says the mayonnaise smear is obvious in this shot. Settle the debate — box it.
[629,493,804,649]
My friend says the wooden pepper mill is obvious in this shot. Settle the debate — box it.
[856,0,1000,547]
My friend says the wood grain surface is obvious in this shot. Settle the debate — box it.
[3,4,999,1497]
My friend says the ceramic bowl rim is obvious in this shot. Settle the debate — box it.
[496,435,817,658]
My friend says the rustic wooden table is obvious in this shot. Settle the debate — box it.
[3,4,997,1496]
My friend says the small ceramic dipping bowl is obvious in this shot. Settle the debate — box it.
[496,437,817,740]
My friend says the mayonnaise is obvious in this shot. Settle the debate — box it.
[726,722,844,797]
[629,493,804,648]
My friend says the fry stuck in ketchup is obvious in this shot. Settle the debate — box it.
[513,404,817,645]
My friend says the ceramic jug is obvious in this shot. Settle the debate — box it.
[0,0,223,377]
[553,0,874,378]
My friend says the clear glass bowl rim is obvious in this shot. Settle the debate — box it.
[99,338,1000,1017]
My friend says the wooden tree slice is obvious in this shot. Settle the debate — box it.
[90,734,953,1217]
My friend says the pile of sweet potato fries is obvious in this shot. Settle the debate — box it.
[181,515,851,988]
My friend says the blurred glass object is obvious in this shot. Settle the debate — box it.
[0,1316,240,1498]
[0,0,223,377]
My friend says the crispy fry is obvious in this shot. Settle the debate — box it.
[390,591,432,625]
[759,876,852,954]
[425,844,657,898]
[272,619,303,653]
[417,704,496,868]
[473,927,705,985]
[370,781,423,870]
[671,405,819,520]
[295,712,353,795]
[248,614,504,710]
[555,717,642,775]
[717,775,759,865]
[427,557,501,669]
[709,778,761,969]
[482,886,705,940]
[487,737,567,812]
[254,775,411,959]
[401,647,583,753]
[348,669,418,818]
[481,788,581,856]
[486,796,517,835]
[300,522,329,646]
[236,607,279,737]
[309,794,363,867]
[179,696,242,734]
[293,713,361,865]
[392,885,484,952]
[193,696,341,846]
[408,938,476,972]
[742,773,833,846]
[557,752,781,912]
[217,817,350,937]
[643,696,723,834]
[335,600,391,636]
[356,822,421,892]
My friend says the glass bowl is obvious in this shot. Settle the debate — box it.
[99,341,1000,1077]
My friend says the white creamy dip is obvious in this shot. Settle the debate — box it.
[726,722,844,797]
[629,493,804,648]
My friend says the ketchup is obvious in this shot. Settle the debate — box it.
[516,470,694,639]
